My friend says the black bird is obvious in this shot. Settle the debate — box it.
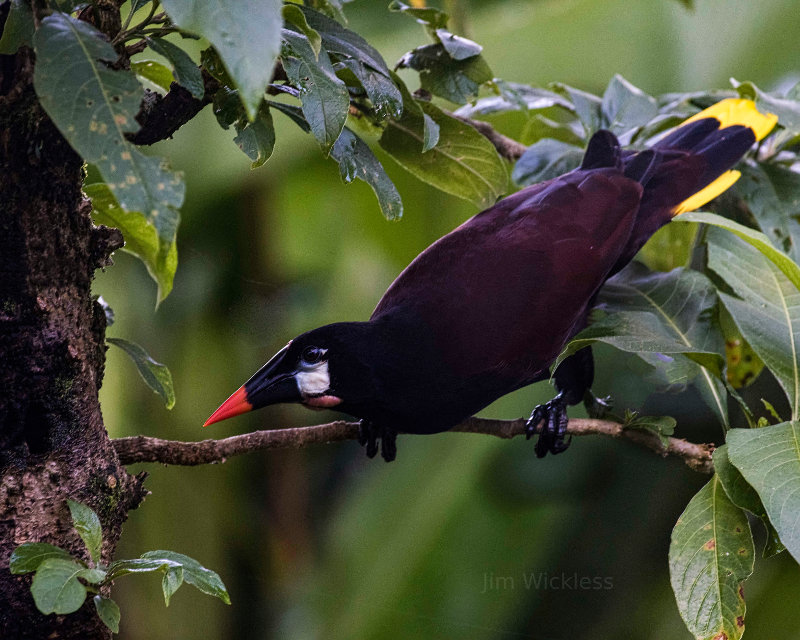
[205,99,776,461]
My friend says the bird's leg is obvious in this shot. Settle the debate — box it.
[526,346,597,457]
[357,419,397,462]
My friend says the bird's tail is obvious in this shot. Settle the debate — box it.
[647,98,777,216]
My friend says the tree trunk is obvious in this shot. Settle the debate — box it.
[0,45,146,638]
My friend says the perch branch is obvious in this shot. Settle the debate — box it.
[452,114,528,161]
[112,417,715,473]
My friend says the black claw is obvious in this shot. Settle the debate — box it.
[526,392,571,457]
[358,419,397,462]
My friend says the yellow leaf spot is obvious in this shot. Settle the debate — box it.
[89,120,99,132]
[157,183,165,191]
[121,151,132,161]
[704,539,716,550]
[126,175,137,185]
[114,114,128,126]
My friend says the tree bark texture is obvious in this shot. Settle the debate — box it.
[0,46,146,638]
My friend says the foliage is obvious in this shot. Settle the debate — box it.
[7,0,800,637]
[10,501,229,634]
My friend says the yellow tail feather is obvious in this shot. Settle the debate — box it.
[673,98,777,215]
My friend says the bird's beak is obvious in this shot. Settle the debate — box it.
[203,345,301,426]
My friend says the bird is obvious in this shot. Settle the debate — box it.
[204,98,777,462]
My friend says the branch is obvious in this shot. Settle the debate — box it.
[452,114,528,161]
[112,417,715,473]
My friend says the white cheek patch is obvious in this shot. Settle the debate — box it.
[295,360,331,397]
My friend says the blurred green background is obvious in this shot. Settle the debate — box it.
[96,0,800,637]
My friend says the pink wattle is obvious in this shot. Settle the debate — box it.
[304,395,343,408]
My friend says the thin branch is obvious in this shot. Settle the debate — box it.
[112,417,715,473]
[452,114,528,161]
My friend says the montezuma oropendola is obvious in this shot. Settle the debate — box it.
[205,99,777,462]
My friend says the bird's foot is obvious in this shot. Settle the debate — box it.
[357,419,397,462]
[525,392,571,458]
[584,390,613,419]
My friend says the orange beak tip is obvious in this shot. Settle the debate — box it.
[204,386,252,427]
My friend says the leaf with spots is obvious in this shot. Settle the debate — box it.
[107,338,175,409]
[330,127,403,220]
[160,0,282,120]
[706,227,800,420]
[85,183,178,303]
[669,475,753,640]
[727,422,800,562]
[379,77,507,208]
[33,13,185,225]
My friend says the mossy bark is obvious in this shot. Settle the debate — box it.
[0,45,146,638]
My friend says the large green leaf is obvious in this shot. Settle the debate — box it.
[281,29,349,152]
[734,162,800,265]
[512,139,584,186]
[677,211,800,292]
[714,444,784,557]
[379,80,507,208]
[330,127,403,220]
[559,263,728,425]
[707,227,800,419]
[600,74,658,139]
[0,0,34,54]
[669,476,753,640]
[160,0,282,120]
[67,500,102,565]
[94,596,121,634]
[34,13,185,222]
[85,183,178,303]
[9,543,75,574]
[141,550,230,604]
[107,338,175,409]
[31,558,88,615]
[145,37,204,99]
[728,422,800,563]
[397,43,492,105]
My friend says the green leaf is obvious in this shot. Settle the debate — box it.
[267,99,310,132]
[162,566,184,606]
[624,414,676,447]
[600,74,658,138]
[552,83,602,135]
[145,37,204,99]
[676,211,800,292]
[131,59,175,93]
[107,338,175,409]
[455,81,573,118]
[398,43,492,104]
[728,422,800,561]
[282,4,322,58]
[706,227,800,419]
[714,444,785,557]
[421,112,439,152]
[519,114,583,147]
[85,183,178,303]
[160,0,282,120]
[141,550,230,604]
[512,139,584,186]
[732,78,800,134]
[379,81,507,208]
[669,476,753,640]
[31,558,88,615]
[78,567,107,584]
[9,543,75,574]
[330,127,403,220]
[0,0,34,54]
[105,557,180,581]
[310,0,347,23]
[734,162,800,265]
[336,58,402,121]
[94,596,120,634]
[67,500,102,565]
[558,264,728,425]
[34,13,185,221]
[434,29,482,60]
[234,104,276,169]
[388,0,448,29]
[282,29,349,152]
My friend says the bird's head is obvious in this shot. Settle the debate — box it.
[203,322,373,427]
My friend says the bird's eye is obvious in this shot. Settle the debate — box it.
[301,346,326,365]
